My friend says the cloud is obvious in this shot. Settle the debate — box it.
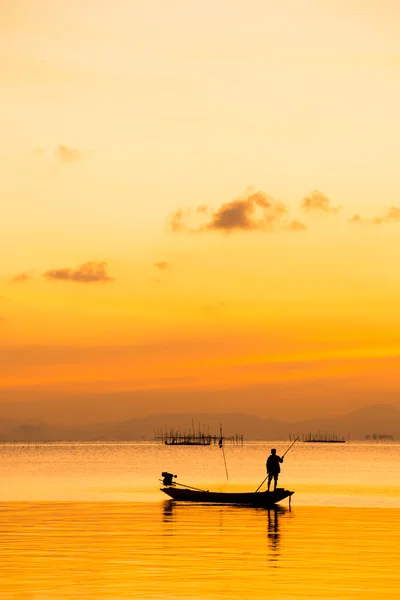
[43,262,114,283]
[349,206,400,225]
[205,191,287,231]
[348,214,362,224]
[384,206,400,221]
[153,261,171,271]
[284,220,307,231]
[30,145,83,164]
[54,144,81,164]
[300,190,340,213]
[168,189,294,233]
[10,273,33,283]
[168,209,189,232]
[208,197,255,230]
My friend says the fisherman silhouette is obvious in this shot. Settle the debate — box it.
[266,448,284,492]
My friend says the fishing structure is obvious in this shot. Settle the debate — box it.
[155,424,243,446]
[289,432,346,443]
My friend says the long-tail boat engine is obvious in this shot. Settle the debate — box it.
[161,472,177,486]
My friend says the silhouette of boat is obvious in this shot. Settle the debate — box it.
[160,472,294,507]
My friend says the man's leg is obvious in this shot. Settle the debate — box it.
[267,474,272,492]
[273,474,278,491]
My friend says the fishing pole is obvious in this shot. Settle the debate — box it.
[219,424,229,481]
[255,437,299,493]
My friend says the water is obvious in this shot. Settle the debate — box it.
[1,441,399,598]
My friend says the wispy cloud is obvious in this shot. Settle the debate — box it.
[348,214,362,224]
[54,145,82,164]
[168,189,296,233]
[168,209,190,233]
[284,220,307,231]
[43,262,114,283]
[349,206,400,225]
[300,190,340,213]
[31,145,83,165]
[205,191,287,231]
[153,261,171,271]
[10,273,33,283]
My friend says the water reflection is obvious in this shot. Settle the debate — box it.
[163,499,175,522]
[267,508,280,561]
[162,500,291,567]
[1,502,399,599]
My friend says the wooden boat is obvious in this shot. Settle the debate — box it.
[160,472,293,507]
[161,486,294,507]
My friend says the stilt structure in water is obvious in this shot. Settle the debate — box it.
[154,425,244,446]
[289,432,346,443]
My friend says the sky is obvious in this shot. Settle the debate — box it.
[1,0,400,423]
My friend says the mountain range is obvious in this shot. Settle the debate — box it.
[0,403,398,441]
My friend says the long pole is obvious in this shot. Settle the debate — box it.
[174,481,208,492]
[255,437,299,493]
[282,437,299,458]
[220,424,229,481]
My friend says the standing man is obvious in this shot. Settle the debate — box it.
[266,448,284,492]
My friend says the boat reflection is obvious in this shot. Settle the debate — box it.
[163,499,290,518]
[267,507,281,562]
[162,500,293,565]
[162,499,175,522]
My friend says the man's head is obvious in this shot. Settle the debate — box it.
[271,448,276,455]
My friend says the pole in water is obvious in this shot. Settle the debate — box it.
[220,424,229,481]
[255,437,299,493]
[282,436,299,458]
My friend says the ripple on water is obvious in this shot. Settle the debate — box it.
[0,502,399,599]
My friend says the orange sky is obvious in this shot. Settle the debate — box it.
[1,0,400,421]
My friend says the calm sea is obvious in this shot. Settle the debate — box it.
[1,441,399,599]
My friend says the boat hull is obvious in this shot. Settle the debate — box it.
[161,487,294,506]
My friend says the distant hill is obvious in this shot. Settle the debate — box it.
[292,403,400,440]
[0,403,399,441]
